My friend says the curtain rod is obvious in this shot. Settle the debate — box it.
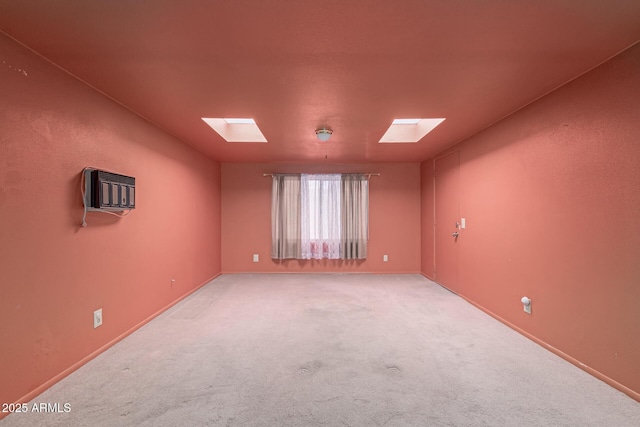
[263,173,380,177]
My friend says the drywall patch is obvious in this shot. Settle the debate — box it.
[33,323,60,372]
[2,59,28,76]
[30,116,54,142]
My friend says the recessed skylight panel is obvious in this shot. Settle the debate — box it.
[223,118,256,124]
[379,118,445,143]
[202,117,267,142]
[392,118,421,125]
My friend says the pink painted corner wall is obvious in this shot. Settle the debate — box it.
[422,43,640,398]
[0,33,221,410]
[221,163,421,273]
[420,159,435,279]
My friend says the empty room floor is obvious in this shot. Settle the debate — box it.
[2,274,638,426]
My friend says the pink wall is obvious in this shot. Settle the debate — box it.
[0,34,221,410]
[421,43,640,399]
[222,163,421,273]
[420,159,435,279]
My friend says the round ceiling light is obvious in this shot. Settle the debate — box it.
[315,128,333,142]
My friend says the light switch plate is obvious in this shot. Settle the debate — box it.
[253,254,259,263]
[461,218,466,229]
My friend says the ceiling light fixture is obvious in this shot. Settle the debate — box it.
[315,128,333,142]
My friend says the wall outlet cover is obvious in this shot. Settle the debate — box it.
[93,308,103,328]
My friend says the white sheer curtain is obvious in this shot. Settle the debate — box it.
[300,174,342,259]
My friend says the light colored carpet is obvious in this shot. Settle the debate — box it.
[2,274,638,426]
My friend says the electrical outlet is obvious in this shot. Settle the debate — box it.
[253,254,259,263]
[383,254,388,262]
[93,308,103,328]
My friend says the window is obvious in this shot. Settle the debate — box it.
[271,174,368,260]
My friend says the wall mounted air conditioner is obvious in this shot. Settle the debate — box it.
[83,168,135,211]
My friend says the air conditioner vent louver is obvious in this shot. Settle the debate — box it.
[84,169,136,211]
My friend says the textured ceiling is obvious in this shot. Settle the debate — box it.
[2,1,640,163]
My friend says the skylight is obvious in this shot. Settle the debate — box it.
[379,118,445,143]
[223,118,256,124]
[392,118,421,125]
[202,118,267,142]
